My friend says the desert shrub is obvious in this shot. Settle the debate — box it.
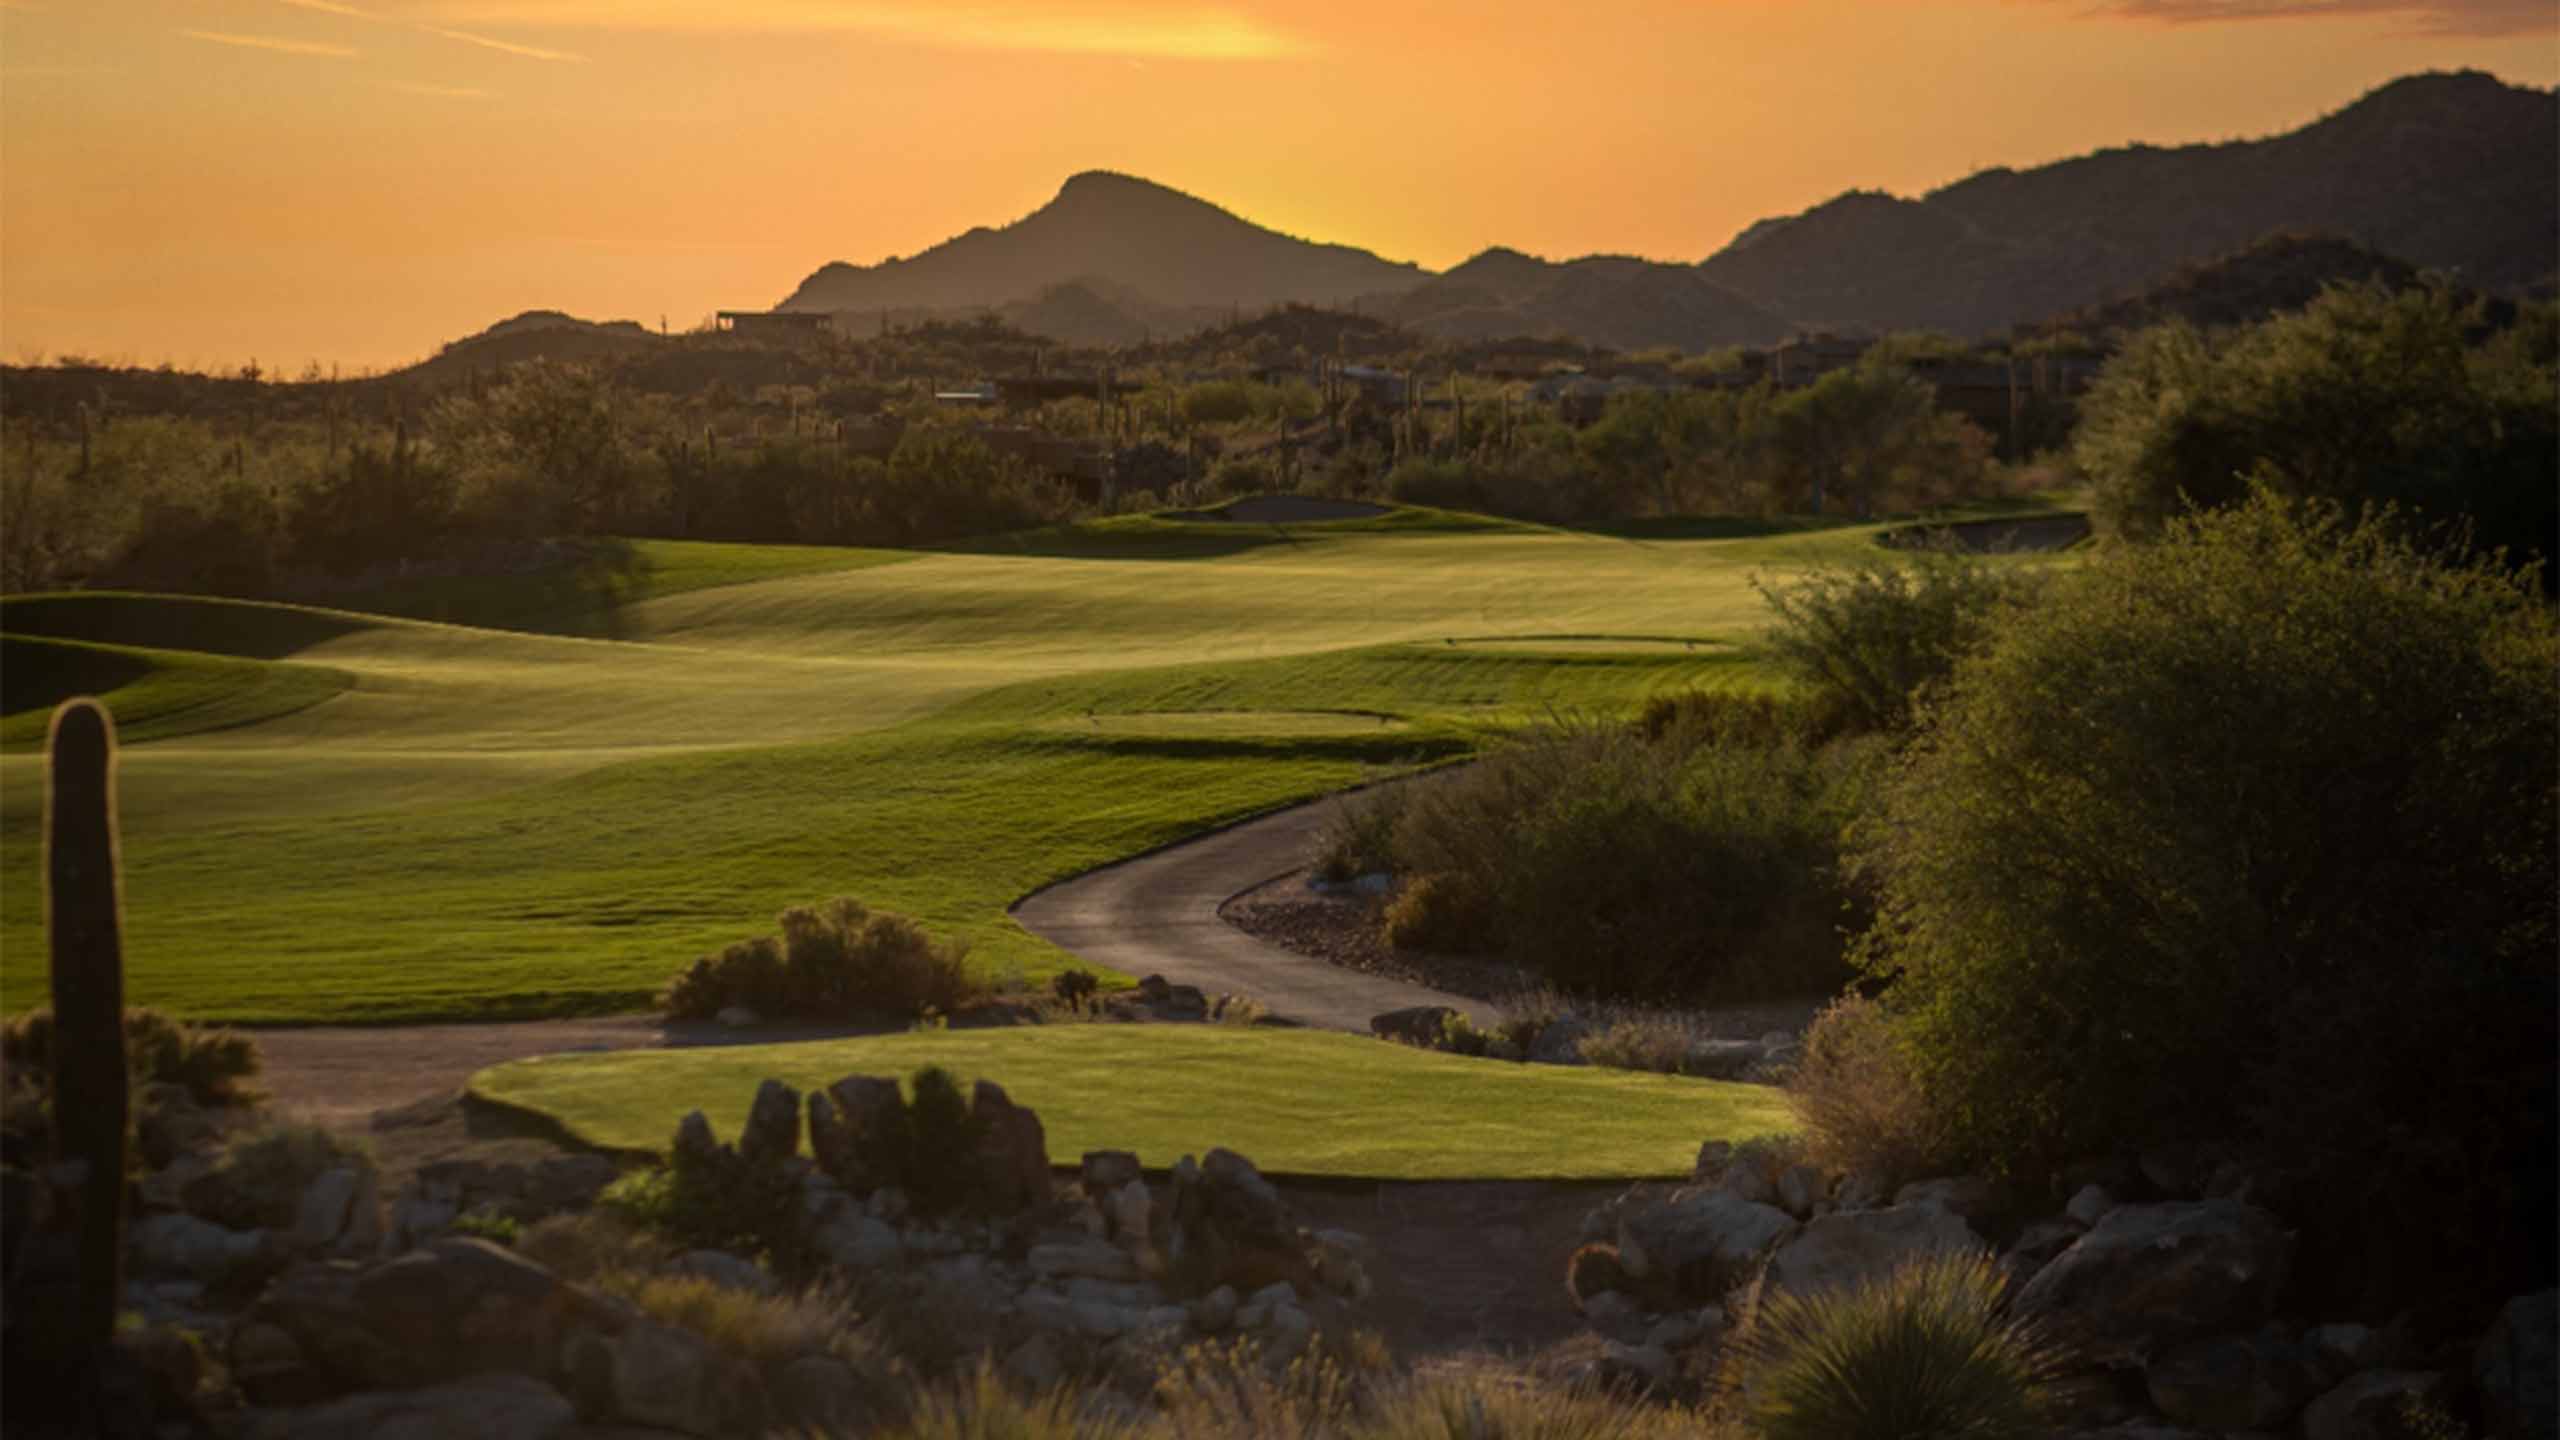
[1735,1250,2073,1440]
[1384,724,1878,1001]
[515,1210,668,1282]
[1574,1017,1693,1075]
[1309,779,1418,883]
[1,1006,264,1108]
[604,1134,807,1270]
[1210,994,1268,1027]
[1783,994,1952,1186]
[195,1122,374,1229]
[1428,1012,1520,1061]
[2076,284,2557,590]
[1635,687,1852,749]
[1050,968,1099,1006]
[661,897,983,1022]
[596,1271,876,1376]
[1380,873,1494,955]
[886,1364,1117,1440]
[1350,1366,1714,1440]
[1753,549,2036,734]
[900,1065,988,1217]
[1858,492,2557,1315]
[448,1209,521,1246]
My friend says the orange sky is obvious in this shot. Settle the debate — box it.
[3,0,2551,372]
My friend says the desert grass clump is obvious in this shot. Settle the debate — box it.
[1783,993,1951,1186]
[194,1121,375,1229]
[599,1270,875,1375]
[662,897,984,1023]
[515,1210,669,1282]
[1575,1016,1694,1075]
[2,1007,265,1110]
[1734,1250,2073,1440]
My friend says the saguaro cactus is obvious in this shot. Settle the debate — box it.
[45,697,127,1353]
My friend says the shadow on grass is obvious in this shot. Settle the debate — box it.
[0,592,376,658]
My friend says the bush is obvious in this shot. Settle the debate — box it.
[1,1006,265,1108]
[1381,723,1879,1002]
[194,1122,375,1229]
[516,1210,668,1282]
[1574,1017,1694,1075]
[2075,283,2557,590]
[661,897,984,1022]
[1753,549,2035,733]
[900,1066,988,1218]
[1380,873,1493,955]
[1782,994,1951,1186]
[1049,968,1099,1006]
[1735,1250,2073,1440]
[1857,492,2557,1314]
[1310,782,1415,883]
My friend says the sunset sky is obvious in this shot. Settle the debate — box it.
[3,1,2551,372]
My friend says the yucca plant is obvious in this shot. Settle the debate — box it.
[1734,1250,2074,1440]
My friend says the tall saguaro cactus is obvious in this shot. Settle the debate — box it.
[45,698,128,1353]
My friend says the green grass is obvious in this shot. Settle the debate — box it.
[1,634,353,749]
[0,501,2067,1022]
[469,1027,1794,1180]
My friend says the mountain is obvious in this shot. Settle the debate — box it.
[401,310,659,381]
[1700,70,2555,338]
[2032,231,2440,337]
[1390,249,1792,350]
[778,171,1425,315]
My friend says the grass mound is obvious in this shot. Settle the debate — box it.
[0,634,352,749]
[469,1027,1793,1181]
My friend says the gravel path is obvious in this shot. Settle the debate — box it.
[1011,798,1484,1032]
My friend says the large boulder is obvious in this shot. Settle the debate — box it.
[2144,1326,2316,1431]
[558,1317,741,1437]
[2013,1200,2292,1365]
[736,1079,802,1169]
[805,1076,905,1193]
[1615,1186,1796,1293]
[2478,1290,2558,1440]
[258,1238,610,1391]
[1760,1204,1981,1300]
[2301,1370,2444,1440]
[969,1080,1051,1214]
[264,1373,575,1440]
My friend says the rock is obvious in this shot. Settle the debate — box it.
[521,1154,619,1215]
[1003,1333,1065,1389]
[1105,1179,1152,1247]
[2476,1290,2557,1440]
[714,1005,759,1028]
[1716,1162,1780,1208]
[1894,1176,2004,1225]
[387,1180,461,1251]
[260,1238,605,1391]
[2138,1142,2233,1199]
[970,1080,1051,1214]
[1137,974,1173,1004]
[567,1319,726,1436]
[1159,984,1209,1020]
[131,1212,270,1279]
[2301,1370,2444,1440]
[1309,1231,1369,1301]
[1598,1340,1673,1390]
[1370,1006,1459,1045]
[737,1079,802,1169]
[2305,1323,2383,1386]
[806,1076,905,1193]
[1693,1141,1733,1180]
[671,1111,722,1172]
[1616,1187,1795,1292]
[814,1212,902,1269]
[135,1082,221,1170]
[291,1167,365,1252]
[1530,1016,1593,1065]
[1081,1150,1142,1194]
[1581,1290,1648,1345]
[1188,1285,1239,1333]
[1680,1039,1763,1080]
[669,1249,774,1295]
[1835,1169,1891,1211]
[270,1373,575,1440]
[230,1319,324,1405]
[2145,1327,2316,1430]
[1762,1205,1981,1300]
[773,1355,871,1434]
[2013,1200,2294,1366]
[1030,1239,1140,1283]
[1064,1276,1159,1308]
[1775,1164,1826,1219]
[1648,1306,1725,1351]
[1352,871,1394,895]
[2065,1183,2117,1228]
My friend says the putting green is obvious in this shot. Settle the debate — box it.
[469,1026,1794,1181]
[0,503,2071,1022]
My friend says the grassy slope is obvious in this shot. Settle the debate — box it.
[470,1027,1794,1181]
[0,635,353,749]
[0,511,2026,1021]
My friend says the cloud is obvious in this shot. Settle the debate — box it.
[419,2,1315,59]
[386,78,492,96]
[2056,0,2552,38]
[416,22,587,59]
[177,29,361,57]
[277,0,377,16]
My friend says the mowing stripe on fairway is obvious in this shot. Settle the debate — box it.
[468,1026,1794,1182]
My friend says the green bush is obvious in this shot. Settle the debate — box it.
[1,1005,265,1108]
[1857,492,2557,1312]
[1736,1250,2073,1440]
[1753,549,2035,733]
[1383,724,1878,1002]
[2075,283,2557,589]
[661,897,984,1022]
[1782,994,1951,1186]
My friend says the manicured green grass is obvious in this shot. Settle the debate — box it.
[320,537,915,636]
[1,634,353,749]
[469,1027,1794,1180]
[0,502,2068,1022]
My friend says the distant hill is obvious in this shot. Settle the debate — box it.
[2032,231,2435,337]
[1389,249,1792,350]
[778,171,1425,316]
[403,310,659,381]
[1700,70,2555,337]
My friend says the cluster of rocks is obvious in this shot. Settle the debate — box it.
[46,1069,1378,1438]
[1568,1141,2557,1439]
[714,971,1251,1030]
[1369,1005,1800,1081]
